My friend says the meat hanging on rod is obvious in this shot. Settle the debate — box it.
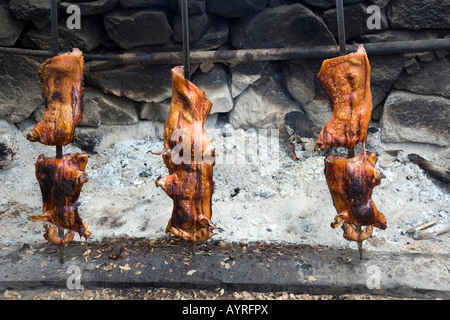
[314,44,372,152]
[27,48,84,146]
[325,151,387,245]
[154,66,216,243]
[28,153,91,246]
[313,44,387,259]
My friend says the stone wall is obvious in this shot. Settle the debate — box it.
[0,0,449,150]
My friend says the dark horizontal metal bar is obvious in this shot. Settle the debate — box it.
[363,38,450,55]
[0,47,53,57]
[0,38,449,65]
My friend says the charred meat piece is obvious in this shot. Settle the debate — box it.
[155,66,216,243]
[27,48,84,146]
[29,153,90,246]
[314,45,372,151]
[156,160,215,243]
[325,151,386,243]
[159,66,215,160]
[43,224,75,246]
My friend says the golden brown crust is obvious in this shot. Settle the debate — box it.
[314,45,372,151]
[156,66,216,243]
[163,66,214,156]
[156,161,215,242]
[43,225,75,246]
[27,48,85,146]
[325,151,386,243]
[28,153,91,244]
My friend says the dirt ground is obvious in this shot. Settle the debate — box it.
[3,287,413,300]
[0,238,429,301]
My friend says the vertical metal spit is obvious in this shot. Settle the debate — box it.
[50,0,61,160]
[336,0,346,56]
[50,0,59,57]
[50,0,65,262]
[336,0,364,259]
[180,0,197,259]
[180,0,190,81]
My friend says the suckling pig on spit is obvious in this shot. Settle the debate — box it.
[324,151,387,243]
[28,153,91,246]
[27,48,84,146]
[314,44,372,152]
[155,66,216,243]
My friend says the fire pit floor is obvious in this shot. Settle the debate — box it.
[0,121,449,298]
[0,237,448,299]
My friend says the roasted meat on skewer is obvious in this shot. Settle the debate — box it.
[155,66,216,243]
[27,48,84,146]
[156,159,215,242]
[325,151,386,244]
[158,66,215,159]
[314,44,372,152]
[28,153,91,246]
[314,45,386,258]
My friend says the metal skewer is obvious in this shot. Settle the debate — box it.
[336,0,363,259]
[180,0,197,260]
[50,0,66,263]
[347,147,355,159]
[181,0,190,81]
[347,151,362,258]
[336,0,346,56]
[191,242,196,261]
[355,225,363,260]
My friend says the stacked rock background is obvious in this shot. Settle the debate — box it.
[0,0,448,163]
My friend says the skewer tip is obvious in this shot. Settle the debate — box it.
[191,242,197,261]
[358,241,363,260]
[58,228,65,263]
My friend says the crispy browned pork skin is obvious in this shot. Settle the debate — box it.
[28,153,90,246]
[325,151,387,243]
[155,66,216,243]
[314,44,372,152]
[27,48,84,146]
